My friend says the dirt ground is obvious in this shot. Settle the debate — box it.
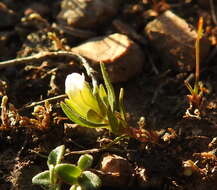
[1,0,217,190]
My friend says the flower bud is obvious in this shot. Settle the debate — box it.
[65,73,101,118]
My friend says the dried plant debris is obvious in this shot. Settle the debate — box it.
[1,1,217,190]
[0,96,52,131]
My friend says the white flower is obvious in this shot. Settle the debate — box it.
[65,73,100,118]
[65,73,86,100]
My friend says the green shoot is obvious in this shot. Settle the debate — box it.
[32,145,101,190]
[61,63,126,134]
[61,62,160,143]
[184,17,205,113]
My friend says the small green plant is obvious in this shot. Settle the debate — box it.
[184,17,208,119]
[61,63,159,143]
[61,64,127,134]
[61,63,127,134]
[32,145,101,190]
[32,145,65,190]
[55,153,101,190]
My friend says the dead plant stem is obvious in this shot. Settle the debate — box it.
[19,94,67,110]
[0,51,98,88]
[210,0,217,25]
[1,51,99,109]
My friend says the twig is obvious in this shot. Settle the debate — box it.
[184,73,194,84]
[210,0,217,25]
[31,147,136,158]
[0,51,99,110]
[0,50,99,95]
[65,135,134,156]
[0,51,98,86]
[30,149,48,159]
[65,148,101,156]
[65,147,136,156]
[76,54,98,92]
[19,94,67,111]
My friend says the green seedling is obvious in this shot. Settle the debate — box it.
[55,154,101,190]
[60,63,127,135]
[32,145,101,190]
[61,63,159,143]
[32,145,65,190]
[184,17,208,118]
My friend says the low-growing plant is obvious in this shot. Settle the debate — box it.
[61,63,159,143]
[184,17,208,119]
[61,63,125,134]
[32,145,101,190]
[32,145,65,190]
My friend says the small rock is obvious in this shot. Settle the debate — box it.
[71,33,145,82]
[99,154,132,187]
[0,3,18,28]
[145,10,210,71]
[57,0,122,29]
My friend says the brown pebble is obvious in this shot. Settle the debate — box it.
[99,154,132,187]
[145,10,210,71]
[71,33,145,82]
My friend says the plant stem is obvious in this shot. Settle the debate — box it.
[0,51,98,91]
[194,17,203,92]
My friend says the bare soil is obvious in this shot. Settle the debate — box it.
[1,1,217,190]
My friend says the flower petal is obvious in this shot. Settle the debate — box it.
[65,73,85,100]
[65,73,101,116]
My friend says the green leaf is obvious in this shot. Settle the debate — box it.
[80,83,102,115]
[66,84,101,118]
[107,107,119,134]
[50,164,57,185]
[77,154,93,171]
[47,145,65,167]
[118,88,127,126]
[99,84,108,104]
[86,109,103,123]
[32,170,50,186]
[61,102,107,128]
[78,171,101,190]
[100,63,116,112]
[65,98,89,119]
[55,164,81,184]
[94,85,107,117]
